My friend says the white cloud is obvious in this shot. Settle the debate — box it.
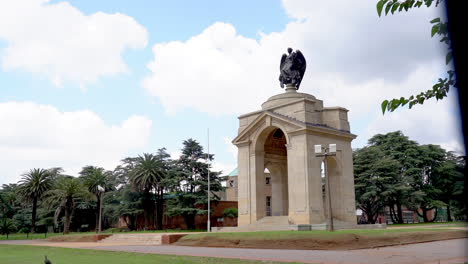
[212,161,236,176]
[170,150,182,160]
[0,0,148,87]
[143,1,445,116]
[143,0,462,153]
[361,94,465,154]
[0,102,152,184]
[224,136,237,160]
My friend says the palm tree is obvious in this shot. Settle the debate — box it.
[17,168,54,233]
[129,153,166,230]
[45,176,89,234]
[79,166,113,231]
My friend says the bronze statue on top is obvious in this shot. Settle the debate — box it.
[279,48,306,89]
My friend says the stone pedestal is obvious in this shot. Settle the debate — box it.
[232,88,357,229]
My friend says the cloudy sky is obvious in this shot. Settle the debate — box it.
[0,0,464,185]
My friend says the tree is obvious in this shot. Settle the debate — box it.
[0,184,17,220]
[354,146,399,223]
[410,144,447,222]
[433,152,465,221]
[112,185,144,230]
[0,218,16,238]
[128,152,167,230]
[367,131,424,223]
[167,139,223,229]
[79,166,114,230]
[16,168,55,233]
[376,0,456,113]
[44,176,90,234]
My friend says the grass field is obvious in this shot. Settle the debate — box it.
[0,245,293,264]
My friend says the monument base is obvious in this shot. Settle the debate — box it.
[212,222,386,232]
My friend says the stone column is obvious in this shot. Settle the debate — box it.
[237,143,251,226]
[270,164,284,216]
[286,133,310,224]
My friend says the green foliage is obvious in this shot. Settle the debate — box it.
[355,131,465,223]
[166,139,223,229]
[376,0,456,114]
[111,186,144,230]
[44,176,91,234]
[354,146,399,223]
[223,207,238,218]
[79,166,115,230]
[16,168,56,232]
[17,227,30,233]
[0,218,16,235]
[128,150,170,230]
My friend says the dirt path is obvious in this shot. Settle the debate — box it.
[1,238,467,264]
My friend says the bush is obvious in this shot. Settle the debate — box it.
[18,227,30,233]
[0,218,16,235]
[104,227,130,233]
[223,207,238,218]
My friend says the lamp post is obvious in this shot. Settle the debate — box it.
[206,128,211,232]
[97,185,105,233]
[314,144,337,232]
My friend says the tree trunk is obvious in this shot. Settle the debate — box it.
[389,205,397,224]
[184,214,196,230]
[142,191,152,230]
[155,196,164,230]
[31,197,37,233]
[95,195,100,232]
[64,208,72,234]
[396,203,404,224]
[446,205,452,222]
[364,206,376,224]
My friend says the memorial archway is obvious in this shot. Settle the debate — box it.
[252,126,289,219]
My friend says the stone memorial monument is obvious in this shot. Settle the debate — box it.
[231,48,357,230]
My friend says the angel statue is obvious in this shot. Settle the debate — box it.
[279,48,306,89]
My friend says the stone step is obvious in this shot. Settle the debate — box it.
[99,233,163,245]
[254,216,290,225]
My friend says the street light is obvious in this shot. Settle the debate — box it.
[97,185,105,233]
[206,128,211,232]
[314,144,337,231]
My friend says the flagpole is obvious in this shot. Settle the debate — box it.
[207,128,211,232]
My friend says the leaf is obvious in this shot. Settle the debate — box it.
[391,2,400,13]
[381,100,389,114]
[377,0,387,16]
[404,2,409,11]
[446,52,452,65]
[390,99,400,111]
[431,24,439,37]
[430,17,440,23]
[385,2,393,15]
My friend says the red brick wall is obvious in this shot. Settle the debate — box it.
[117,201,238,230]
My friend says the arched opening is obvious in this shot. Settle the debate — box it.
[320,157,340,222]
[262,128,288,217]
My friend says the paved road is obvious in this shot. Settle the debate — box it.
[1,238,467,264]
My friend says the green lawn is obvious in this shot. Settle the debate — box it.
[180,227,463,241]
[0,229,205,241]
[0,245,295,264]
